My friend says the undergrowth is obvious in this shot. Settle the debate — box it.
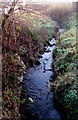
[2,6,55,119]
[53,11,78,120]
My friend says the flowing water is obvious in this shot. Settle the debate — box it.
[20,38,61,120]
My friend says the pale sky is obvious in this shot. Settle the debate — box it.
[21,0,78,6]
[26,0,78,3]
[0,0,78,3]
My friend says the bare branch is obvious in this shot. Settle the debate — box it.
[8,0,18,14]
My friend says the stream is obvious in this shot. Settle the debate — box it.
[20,36,62,120]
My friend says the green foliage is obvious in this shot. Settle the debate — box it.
[19,61,26,70]
[54,11,78,120]
[75,62,78,68]
[8,73,16,83]
[28,27,38,41]
[42,21,55,40]
[20,99,26,104]
[63,87,78,119]
[19,46,28,55]
[16,25,21,32]
[30,15,55,41]
[3,90,19,102]
[8,55,14,61]
[12,95,18,100]
[63,88,78,109]
[56,47,67,56]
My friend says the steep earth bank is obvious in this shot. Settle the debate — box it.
[53,11,78,120]
[2,8,56,119]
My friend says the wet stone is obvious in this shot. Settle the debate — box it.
[35,60,41,65]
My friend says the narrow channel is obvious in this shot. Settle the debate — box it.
[20,36,62,120]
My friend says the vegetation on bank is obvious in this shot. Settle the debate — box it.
[2,2,77,120]
[53,11,78,120]
[2,6,55,119]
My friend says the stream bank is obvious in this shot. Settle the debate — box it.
[53,13,78,120]
[2,9,57,119]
